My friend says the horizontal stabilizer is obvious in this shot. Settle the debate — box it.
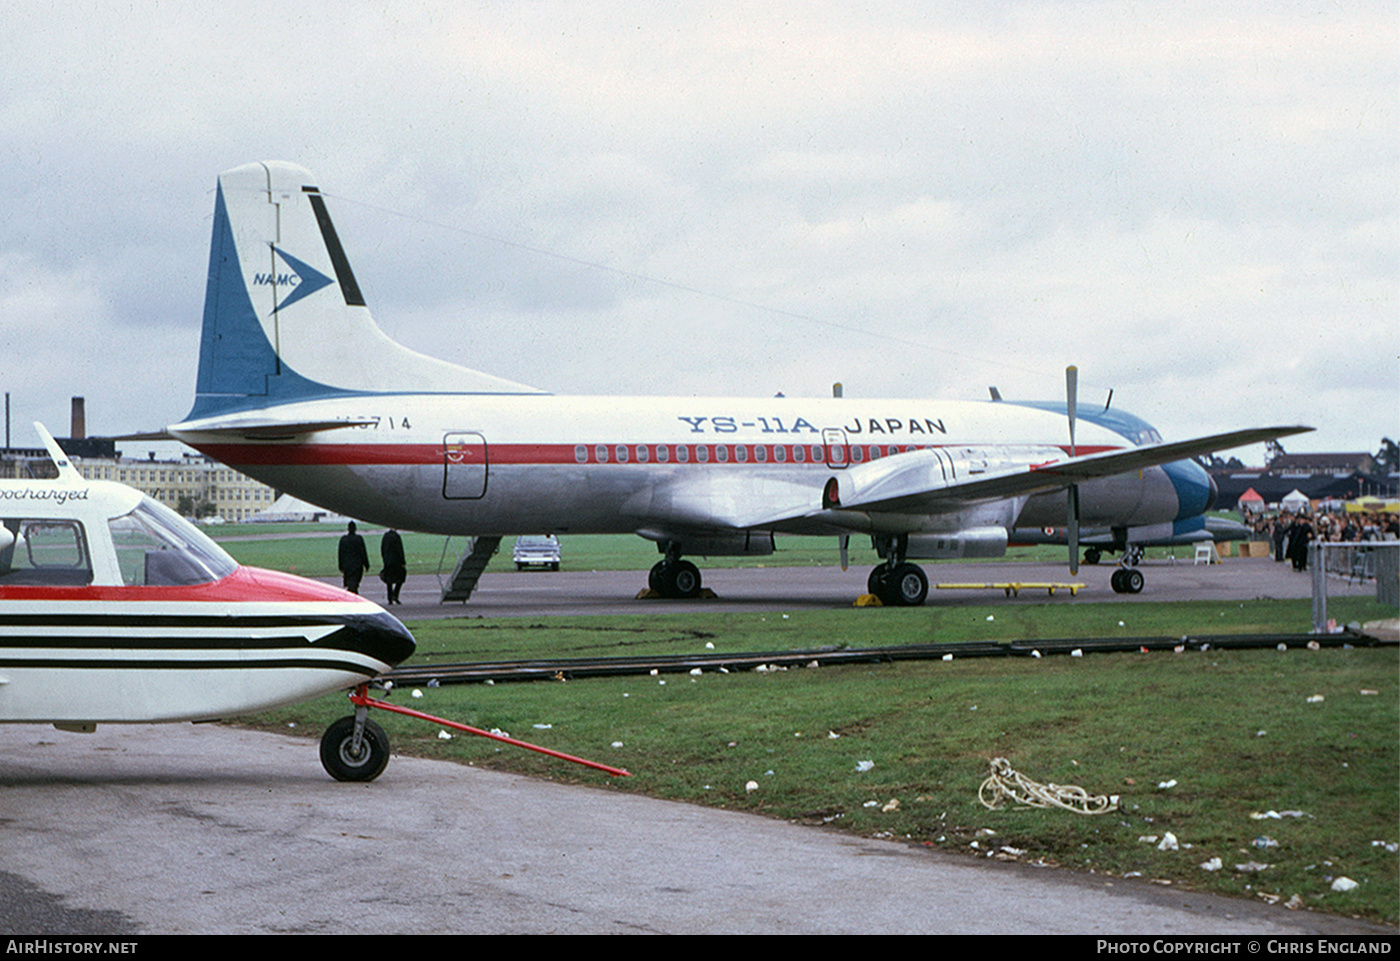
[107,429,176,442]
[171,414,378,441]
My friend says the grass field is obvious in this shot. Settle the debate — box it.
[209,522,1233,578]
[223,523,1399,925]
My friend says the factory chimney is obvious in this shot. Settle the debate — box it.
[71,397,86,440]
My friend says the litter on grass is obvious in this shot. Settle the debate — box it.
[978,757,1118,815]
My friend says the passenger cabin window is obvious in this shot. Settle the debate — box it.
[108,496,238,586]
[0,519,93,586]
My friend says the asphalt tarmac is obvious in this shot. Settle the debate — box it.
[0,723,1392,936]
[1,557,1392,935]
[371,552,1349,619]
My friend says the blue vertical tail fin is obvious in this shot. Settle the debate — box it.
[185,161,542,422]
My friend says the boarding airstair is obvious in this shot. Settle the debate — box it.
[439,536,502,602]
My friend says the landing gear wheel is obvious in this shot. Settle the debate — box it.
[1110,568,1144,594]
[877,563,928,607]
[660,560,702,599]
[320,715,391,782]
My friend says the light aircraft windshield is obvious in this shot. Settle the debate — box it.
[107,496,238,587]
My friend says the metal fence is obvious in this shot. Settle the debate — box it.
[1309,540,1400,632]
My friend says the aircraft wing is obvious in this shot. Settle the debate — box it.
[722,423,1299,529]
[821,425,1312,517]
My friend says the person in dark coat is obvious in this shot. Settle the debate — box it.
[1286,518,1313,572]
[380,528,407,605]
[338,521,370,594]
[1272,516,1288,562]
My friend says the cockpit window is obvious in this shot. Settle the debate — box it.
[0,519,93,586]
[109,496,238,586]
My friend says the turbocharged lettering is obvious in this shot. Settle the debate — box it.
[0,488,90,504]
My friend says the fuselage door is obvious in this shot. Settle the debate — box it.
[443,432,488,500]
[822,427,849,469]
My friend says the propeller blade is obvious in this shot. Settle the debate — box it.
[1066,366,1080,574]
[1066,365,1078,458]
[1067,484,1081,575]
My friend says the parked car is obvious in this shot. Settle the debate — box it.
[513,535,561,571]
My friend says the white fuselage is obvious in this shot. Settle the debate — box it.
[175,393,1183,544]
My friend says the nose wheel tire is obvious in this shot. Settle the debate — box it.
[1110,567,1144,594]
[321,715,391,782]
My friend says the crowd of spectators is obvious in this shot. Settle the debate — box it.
[1247,508,1400,572]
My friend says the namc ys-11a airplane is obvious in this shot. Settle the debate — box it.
[0,424,415,781]
[166,161,1311,606]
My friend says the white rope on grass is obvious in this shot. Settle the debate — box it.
[978,757,1119,815]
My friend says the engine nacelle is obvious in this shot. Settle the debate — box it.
[637,529,776,557]
[826,444,1065,512]
[873,526,1008,560]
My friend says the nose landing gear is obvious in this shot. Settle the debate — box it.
[1110,567,1144,594]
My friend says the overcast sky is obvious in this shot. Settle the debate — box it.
[1,2,1395,464]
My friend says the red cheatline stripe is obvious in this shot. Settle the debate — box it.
[197,441,1121,468]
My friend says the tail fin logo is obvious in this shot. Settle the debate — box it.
[252,247,334,313]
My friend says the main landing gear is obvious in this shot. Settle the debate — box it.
[868,535,929,606]
[648,551,703,599]
[868,561,929,606]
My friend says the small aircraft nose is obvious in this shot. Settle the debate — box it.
[345,608,417,670]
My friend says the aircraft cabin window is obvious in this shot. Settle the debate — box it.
[0,519,93,586]
[108,496,238,587]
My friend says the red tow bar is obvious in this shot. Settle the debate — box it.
[349,685,631,778]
